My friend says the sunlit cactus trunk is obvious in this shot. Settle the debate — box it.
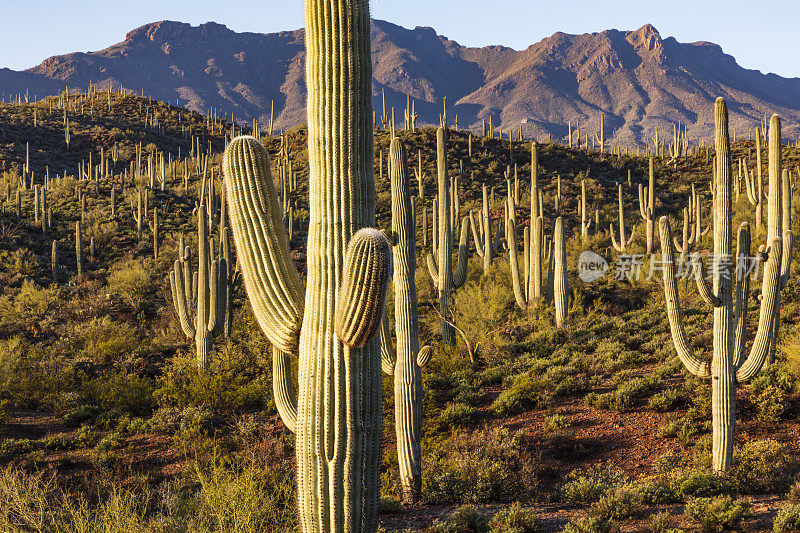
[553,217,567,327]
[659,98,782,472]
[436,127,454,343]
[225,1,392,530]
[381,132,430,504]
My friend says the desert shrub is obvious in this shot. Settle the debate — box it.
[788,479,800,504]
[558,466,626,503]
[488,502,540,533]
[730,439,793,493]
[424,427,535,504]
[190,457,296,532]
[775,505,800,532]
[590,484,642,521]
[750,365,794,422]
[491,375,551,416]
[545,413,570,431]
[63,404,103,427]
[439,403,476,428]
[0,248,39,279]
[106,258,157,309]
[0,280,59,336]
[85,372,154,415]
[647,511,676,533]
[684,496,751,532]
[561,515,614,533]
[648,388,682,411]
[428,505,490,533]
[154,350,271,413]
[75,318,140,366]
[631,481,678,505]
[669,469,735,498]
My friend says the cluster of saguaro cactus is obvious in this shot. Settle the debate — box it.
[660,98,783,472]
[427,126,470,344]
[743,127,765,233]
[169,188,228,371]
[638,157,657,254]
[225,0,391,529]
[379,129,433,504]
[673,184,709,261]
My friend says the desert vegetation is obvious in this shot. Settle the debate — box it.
[0,1,800,532]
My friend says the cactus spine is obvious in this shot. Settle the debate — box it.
[225,1,391,529]
[380,131,430,504]
[659,98,782,472]
[169,188,227,371]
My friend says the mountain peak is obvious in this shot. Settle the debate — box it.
[627,23,663,52]
[124,21,231,45]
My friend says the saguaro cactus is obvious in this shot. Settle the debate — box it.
[225,1,392,529]
[553,217,568,327]
[380,132,432,504]
[149,208,159,259]
[169,193,227,371]
[51,240,58,281]
[75,221,83,276]
[764,116,794,366]
[659,98,782,472]
[427,127,470,344]
[610,183,634,252]
[132,190,143,240]
[638,157,656,253]
[469,183,502,273]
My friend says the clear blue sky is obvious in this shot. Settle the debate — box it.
[1,1,798,78]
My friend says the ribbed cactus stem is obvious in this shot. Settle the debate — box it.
[149,208,159,259]
[382,133,425,503]
[436,126,454,343]
[553,217,567,327]
[75,221,83,276]
[610,183,633,252]
[638,157,656,253]
[51,240,58,280]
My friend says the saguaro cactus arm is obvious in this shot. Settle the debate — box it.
[736,236,782,382]
[170,262,197,338]
[224,136,304,354]
[272,345,298,433]
[659,217,711,378]
[335,228,393,348]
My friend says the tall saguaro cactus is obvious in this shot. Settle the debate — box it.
[427,127,470,344]
[659,98,782,472]
[169,198,227,370]
[469,183,502,273]
[380,132,432,504]
[639,157,656,253]
[225,1,392,530]
[610,183,634,252]
[764,116,794,366]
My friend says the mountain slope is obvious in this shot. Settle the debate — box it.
[3,19,800,144]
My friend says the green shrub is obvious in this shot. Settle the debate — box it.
[429,505,489,533]
[491,375,551,416]
[559,466,626,503]
[561,515,613,533]
[424,427,535,504]
[647,511,676,533]
[63,405,103,427]
[86,372,153,415]
[685,496,751,532]
[106,258,157,309]
[488,502,540,533]
[669,469,735,498]
[439,403,476,427]
[648,388,682,411]
[545,413,570,431]
[788,479,800,504]
[590,484,641,521]
[775,505,800,533]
